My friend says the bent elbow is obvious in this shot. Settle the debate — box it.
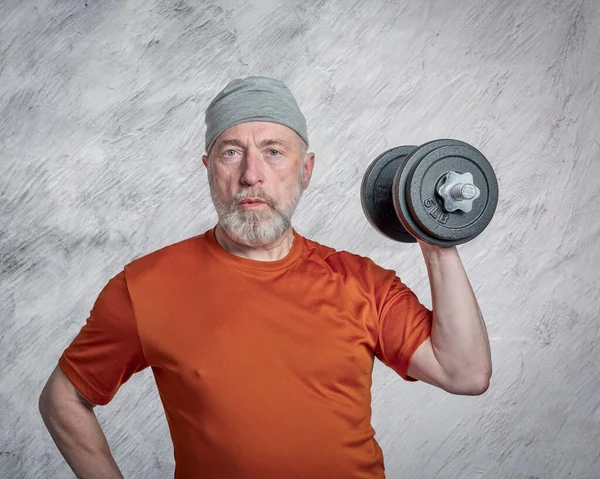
[447,369,491,396]
[468,374,491,395]
[466,359,492,395]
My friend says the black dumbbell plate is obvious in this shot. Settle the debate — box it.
[360,146,418,242]
[393,139,499,246]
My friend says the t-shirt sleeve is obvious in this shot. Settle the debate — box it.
[58,269,149,406]
[374,271,433,382]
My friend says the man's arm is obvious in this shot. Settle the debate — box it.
[39,365,125,479]
[406,242,492,395]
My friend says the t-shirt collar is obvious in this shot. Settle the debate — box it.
[204,225,303,271]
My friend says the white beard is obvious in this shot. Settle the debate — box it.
[208,167,305,248]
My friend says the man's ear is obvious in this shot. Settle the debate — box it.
[202,155,209,168]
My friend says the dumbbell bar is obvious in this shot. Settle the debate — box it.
[360,139,499,246]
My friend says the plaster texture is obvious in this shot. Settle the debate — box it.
[1,0,599,477]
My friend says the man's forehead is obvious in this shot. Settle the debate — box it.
[214,122,299,146]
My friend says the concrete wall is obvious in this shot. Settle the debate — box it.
[1,0,599,477]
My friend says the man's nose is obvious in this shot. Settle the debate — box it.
[240,148,264,186]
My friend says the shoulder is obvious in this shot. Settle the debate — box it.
[298,233,396,285]
[124,231,207,282]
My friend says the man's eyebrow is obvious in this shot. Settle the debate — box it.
[258,138,289,148]
[216,138,289,148]
[217,139,244,148]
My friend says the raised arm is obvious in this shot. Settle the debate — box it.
[407,242,492,395]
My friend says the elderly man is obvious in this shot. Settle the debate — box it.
[39,76,491,479]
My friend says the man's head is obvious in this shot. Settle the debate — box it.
[202,77,314,247]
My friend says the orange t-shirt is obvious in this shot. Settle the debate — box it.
[59,226,432,478]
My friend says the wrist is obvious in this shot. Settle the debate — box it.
[417,240,458,258]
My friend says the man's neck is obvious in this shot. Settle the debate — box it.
[214,224,295,262]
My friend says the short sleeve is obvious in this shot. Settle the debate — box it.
[374,275,433,382]
[58,269,149,406]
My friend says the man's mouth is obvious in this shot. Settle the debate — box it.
[239,198,268,208]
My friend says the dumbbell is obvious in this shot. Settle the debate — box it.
[360,139,499,246]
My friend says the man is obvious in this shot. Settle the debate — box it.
[39,76,492,479]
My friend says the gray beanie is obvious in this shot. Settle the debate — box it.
[204,76,309,154]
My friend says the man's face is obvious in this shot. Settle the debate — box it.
[202,121,314,247]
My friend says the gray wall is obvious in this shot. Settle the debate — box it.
[2,0,599,477]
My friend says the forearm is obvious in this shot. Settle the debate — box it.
[420,242,492,386]
[39,394,124,479]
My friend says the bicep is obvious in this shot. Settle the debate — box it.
[406,337,451,391]
[40,365,98,411]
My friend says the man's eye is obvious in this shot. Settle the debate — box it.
[225,150,236,157]
[268,150,280,156]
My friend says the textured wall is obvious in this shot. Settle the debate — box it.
[1,0,599,477]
